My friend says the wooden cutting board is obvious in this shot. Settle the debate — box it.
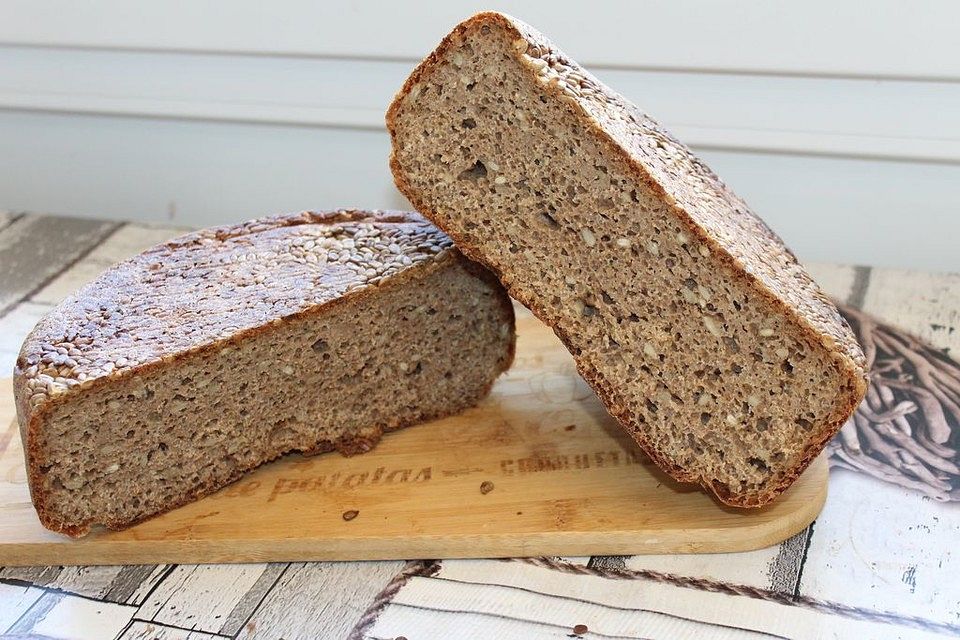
[0,310,826,566]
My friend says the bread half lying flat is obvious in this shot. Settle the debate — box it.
[15,210,515,536]
[387,12,867,506]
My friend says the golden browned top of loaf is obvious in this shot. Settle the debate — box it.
[389,11,865,377]
[16,209,454,415]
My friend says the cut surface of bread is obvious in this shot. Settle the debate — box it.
[15,210,515,536]
[387,12,867,507]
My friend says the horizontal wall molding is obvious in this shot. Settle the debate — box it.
[2,1,960,81]
[1,109,958,272]
[1,45,958,164]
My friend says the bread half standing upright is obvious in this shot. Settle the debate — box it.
[387,12,867,507]
[15,210,515,536]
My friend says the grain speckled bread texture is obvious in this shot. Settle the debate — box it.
[15,209,515,536]
[387,12,868,507]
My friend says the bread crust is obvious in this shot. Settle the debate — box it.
[386,12,868,507]
[15,209,516,536]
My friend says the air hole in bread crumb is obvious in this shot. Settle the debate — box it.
[461,117,477,129]
[459,160,487,180]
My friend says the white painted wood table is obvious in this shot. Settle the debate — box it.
[0,213,958,639]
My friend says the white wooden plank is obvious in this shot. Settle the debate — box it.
[616,544,783,591]
[238,561,403,640]
[860,267,960,356]
[0,300,55,374]
[0,582,45,633]
[0,565,63,586]
[120,620,223,640]
[50,567,126,600]
[372,574,775,640]
[2,46,958,163]
[136,564,271,634]
[804,264,858,304]
[2,565,170,606]
[799,266,960,623]
[216,563,287,637]
[0,214,116,313]
[368,604,648,639]
[366,563,949,640]
[798,469,960,626]
[31,223,188,306]
[119,565,173,607]
[1,112,958,272]
[1,1,956,80]
[9,591,136,640]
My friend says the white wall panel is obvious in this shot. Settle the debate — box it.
[0,110,408,226]
[1,0,958,79]
[1,110,957,271]
[1,46,957,162]
[0,1,956,269]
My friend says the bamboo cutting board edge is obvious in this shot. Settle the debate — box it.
[0,313,828,566]
[0,490,825,566]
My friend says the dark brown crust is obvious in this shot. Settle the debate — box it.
[386,12,868,507]
[15,209,516,536]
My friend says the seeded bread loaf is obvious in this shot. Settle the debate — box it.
[387,12,868,506]
[15,209,515,536]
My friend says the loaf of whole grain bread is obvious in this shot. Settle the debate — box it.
[15,209,515,536]
[387,12,868,506]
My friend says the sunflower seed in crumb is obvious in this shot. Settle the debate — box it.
[643,343,658,359]
[702,316,722,337]
[580,229,596,247]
